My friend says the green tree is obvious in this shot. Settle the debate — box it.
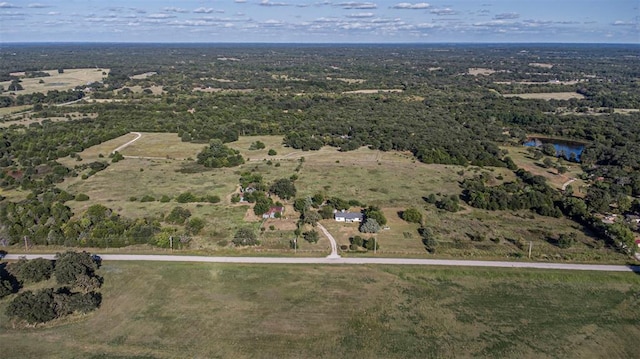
[303,230,319,243]
[268,149,277,156]
[54,251,99,288]
[302,211,322,227]
[360,218,381,233]
[319,205,335,220]
[233,227,258,246]
[269,178,297,200]
[12,258,54,283]
[364,206,387,226]
[6,288,56,324]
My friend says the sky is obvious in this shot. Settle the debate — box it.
[0,0,638,43]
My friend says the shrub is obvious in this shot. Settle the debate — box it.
[160,195,171,203]
[205,195,221,203]
[176,192,198,203]
[401,208,422,224]
[165,206,191,225]
[268,149,277,156]
[185,217,205,235]
[140,195,155,202]
[75,193,90,201]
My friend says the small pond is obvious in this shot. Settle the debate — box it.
[524,137,585,162]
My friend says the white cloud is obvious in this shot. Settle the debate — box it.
[336,2,377,9]
[612,20,636,26]
[27,3,48,8]
[347,12,375,18]
[430,8,456,16]
[493,12,519,20]
[0,2,19,8]
[260,0,292,7]
[194,7,214,13]
[392,3,430,10]
[47,11,59,15]
[234,0,246,3]
[148,13,176,19]
[163,7,188,13]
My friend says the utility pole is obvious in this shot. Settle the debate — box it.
[528,241,532,259]
[23,236,28,251]
[294,237,297,254]
[170,236,173,251]
[374,237,377,255]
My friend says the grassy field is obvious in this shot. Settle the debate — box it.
[0,261,638,358]
[0,68,109,95]
[502,92,585,100]
[50,133,627,261]
[501,145,586,194]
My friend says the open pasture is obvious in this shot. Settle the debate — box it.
[0,68,109,95]
[1,261,638,358]
[502,92,585,100]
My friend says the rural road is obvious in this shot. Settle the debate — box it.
[3,254,639,272]
[317,223,341,258]
[562,177,577,191]
[112,132,142,154]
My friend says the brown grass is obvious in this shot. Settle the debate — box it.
[502,92,585,100]
[0,68,110,95]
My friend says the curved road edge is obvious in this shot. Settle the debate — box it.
[3,254,639,272]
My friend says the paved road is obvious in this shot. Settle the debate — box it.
[317,223,341,258]
[3,254,638,272]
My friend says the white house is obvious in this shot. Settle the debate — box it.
[335,211,363,223]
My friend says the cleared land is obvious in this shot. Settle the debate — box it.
[0,262,638,358]
[0,68,109,95]
[502,92,585,100]
[343,89,403,94]
[51,134,626,261]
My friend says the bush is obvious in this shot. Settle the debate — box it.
[160,195,171,203]
[54,251,100,288]
[75,193,90,201]
[176,192,198,203]
[268,149,277,156]
[165,206,191,225]
[185,217,205,235]
[140,195,155,202]
[401,208,422,224]
[205,195,221,203]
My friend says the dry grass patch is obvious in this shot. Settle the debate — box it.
[0,68,109,95]
[129,72,157,80]
[503,92,585,100]
[468,68,496,76]
[0,105,31,116]
[343,89,403,94]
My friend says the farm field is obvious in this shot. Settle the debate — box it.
[1,261,638,358]
[0,68,109,95]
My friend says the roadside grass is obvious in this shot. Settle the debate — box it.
[0,68,109,95]
[0,262,637,358]
[502,145,586,193]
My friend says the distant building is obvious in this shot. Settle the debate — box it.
[263,206,284,219]
[334,211,363,223]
